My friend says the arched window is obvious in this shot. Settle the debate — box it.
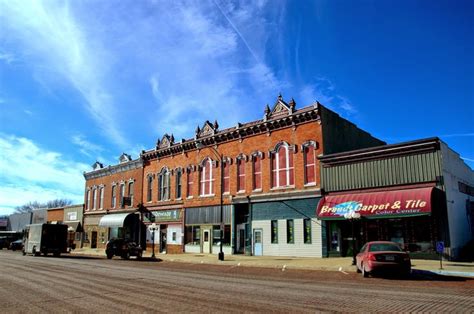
[200,158,214,196]
[252,152,263,190]
[186,168,194,198]
[237,156,246,192]
[86,189,91,211]
[158,168,170,201]
[119,183,125,207]
[147,175,153,202]
[92,188,97,210]
[128,181,134,206]
[271,143,294,188]
[99,186,104,209]
[175,168,182,199]
[111,185,117,208]
[303,142,317,185]
[223,159,230,194]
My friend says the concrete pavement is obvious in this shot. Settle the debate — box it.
[72,247,474,278]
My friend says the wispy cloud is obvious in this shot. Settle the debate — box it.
[0,1,128,148]
[0,133,87,215]
[299,77,358,118]
[0,51,16,64]
[71,134,104,158]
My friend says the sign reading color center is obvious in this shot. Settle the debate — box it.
[317,187,433,220]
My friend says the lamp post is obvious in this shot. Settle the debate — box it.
[344,211,361,265]
[196,142,225,261]
[150,223,157,259]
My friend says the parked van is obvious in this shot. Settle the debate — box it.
[23,224,68,257]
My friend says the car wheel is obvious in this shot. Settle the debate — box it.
[106,253,113,259]
[137,251,143,260]
[32,246,40,256]
[122,251,130,260]
[22,249,26,256]
[362,263,369,278]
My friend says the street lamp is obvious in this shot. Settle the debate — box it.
[344,211,361,266]
[196,142,225,261]
[150,223,157,259]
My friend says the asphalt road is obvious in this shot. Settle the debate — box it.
[0,250,473,313]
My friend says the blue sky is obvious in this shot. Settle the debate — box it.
[0,0,473,215]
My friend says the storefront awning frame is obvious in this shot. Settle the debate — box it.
[98,213,136,227]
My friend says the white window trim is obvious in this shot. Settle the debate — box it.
[272,145,294,188]
[200,158,214,197]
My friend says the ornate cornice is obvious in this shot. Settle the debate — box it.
[84,158,144,180]
[141,103,320,161]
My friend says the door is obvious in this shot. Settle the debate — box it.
[202,229,211,253]
[160,228,167,253]
[236,224,245,254]
[253,229,263,256]
[91,231,97,249]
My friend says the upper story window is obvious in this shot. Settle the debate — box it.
[147,175,153,202]
[237,156,246,192]
[271,143,294,188]
[175,168,182,199]
[99,186,104,209]
[200,158,214,196]
[303,141,317,185]
[128,181,134,206]
[86,189,91,211]
[252,152,262,191]
[111,185,117,208]
[186,168,194,198]
[158,168,170,201]
[119,184,125,207]
[223,159,230,194]
[92,188,97,210]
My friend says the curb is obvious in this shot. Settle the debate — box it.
[412,269,474,278]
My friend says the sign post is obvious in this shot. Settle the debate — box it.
[436,241,444,270]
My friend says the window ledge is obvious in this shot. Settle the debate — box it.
[304,183,317,187]
[199,194,215,198]
[236,190,246,194]
[252,189,263,193]
[270,185,295,191]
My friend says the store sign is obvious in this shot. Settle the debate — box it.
[317,188,433,219]
[152,210,181,222]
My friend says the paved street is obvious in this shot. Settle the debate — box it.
[1,250,473,313]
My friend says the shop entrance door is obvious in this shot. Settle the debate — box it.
[160,228,167,253]
[91,231,97,249]
[202,229,211,253]
[253,229,263,256]
[236,223,245,253]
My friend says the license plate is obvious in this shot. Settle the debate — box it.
[385,255,395,261]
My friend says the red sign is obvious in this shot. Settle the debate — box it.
[317,187,433,219]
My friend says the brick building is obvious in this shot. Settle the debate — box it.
[139,96,384,257]
[82,95,383,257]
[83,154,144,249]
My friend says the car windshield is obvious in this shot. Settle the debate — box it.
[369,243,402,252]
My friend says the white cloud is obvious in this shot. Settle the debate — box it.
[0,134,87,214]
[299,77,358,118]
[71,134,104,158]
[0,0,128,148]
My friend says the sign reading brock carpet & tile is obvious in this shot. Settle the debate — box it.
[317,187,433,219]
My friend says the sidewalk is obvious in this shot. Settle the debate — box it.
[72,248,474,278]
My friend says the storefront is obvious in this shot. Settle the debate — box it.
[317,187,447,258]
[83,214,107,249]
[184,205,231,255]
[148,208,184,254]
[98,212,146,249]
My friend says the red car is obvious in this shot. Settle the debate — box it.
[356,241,411,278]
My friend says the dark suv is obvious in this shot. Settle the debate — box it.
[105,238,143,260]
